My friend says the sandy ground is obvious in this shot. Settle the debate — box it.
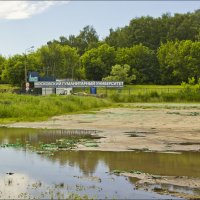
[5,103,200,152]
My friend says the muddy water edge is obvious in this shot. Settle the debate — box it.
[0,127,199,199]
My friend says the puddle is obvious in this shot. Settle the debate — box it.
[0,127,199,199]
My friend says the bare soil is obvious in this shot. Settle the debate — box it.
[6,103,200,152]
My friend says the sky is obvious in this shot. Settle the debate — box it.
[0,1,200,57]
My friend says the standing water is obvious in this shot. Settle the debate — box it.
[0,127,199,199]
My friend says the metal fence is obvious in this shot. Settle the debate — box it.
[76,87,183,96]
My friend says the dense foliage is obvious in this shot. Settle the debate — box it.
[0,10,200,86]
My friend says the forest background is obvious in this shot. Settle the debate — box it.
[1,10,200,87]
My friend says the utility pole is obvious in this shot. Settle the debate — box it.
[24,46,34,92]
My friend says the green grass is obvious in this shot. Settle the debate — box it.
[108,88,200,103]
[74,84,200,103]
[0,93,112,123]
[124,84,183,89]
[1,84,200,123]
[0,84,20,90]
[74,85,183,96]
[0,84,17,89]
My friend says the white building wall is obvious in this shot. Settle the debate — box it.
[56,88,72,95]
[42,88,55,95]
[56,79,72,95]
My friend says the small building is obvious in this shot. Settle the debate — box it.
[42,88,55,96]
[56,88,72,95]
[55,79,72,95]
[40,76,56,95]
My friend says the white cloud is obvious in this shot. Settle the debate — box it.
[0,1,68,20]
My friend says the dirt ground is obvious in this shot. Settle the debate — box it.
[6,103,200,152]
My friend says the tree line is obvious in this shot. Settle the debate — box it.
[0,9,200,87]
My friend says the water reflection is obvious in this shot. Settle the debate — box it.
[0,148,176,199]
[0,127,200,177]
[0,127,97,145]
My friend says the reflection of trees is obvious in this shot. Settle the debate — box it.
[101,151,200,177]
[32,129,97,144]
[1,128,200,178]
[0,128,98,145]
[47,151,200,178]
[50,151,100,176]
[0,127,37,144]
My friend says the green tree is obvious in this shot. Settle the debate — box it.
[1,55,25,86]
[0,55,6,83]
[116,45,159,84]
[81,44,116,80]
[38,43,81,79]
[49,26,99,55]
[105,10,200,50]
[103,64,136,84]
[157,40,200,84]
[1,52,42,86]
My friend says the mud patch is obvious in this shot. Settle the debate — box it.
[151,183,200,199]
[78,121,93,123]
[116,170,200,199]
[125,131,157,137]
[169,142,200,146]
[167,111,200,116]
[125,133,145,137]
[166,111,181,115]
[127,147,150,152]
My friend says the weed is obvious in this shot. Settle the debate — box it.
[166,112,181,115]
[111,170,125,175]
[84,143,99,147]
[130,170,143,174]
[188,112,200,116]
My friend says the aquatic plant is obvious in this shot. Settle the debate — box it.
[0,133,100,156]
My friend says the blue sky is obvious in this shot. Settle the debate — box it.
[0,1,200,57]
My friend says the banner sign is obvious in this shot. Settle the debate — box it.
[29,72,39,82]
[34,81,124,88]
